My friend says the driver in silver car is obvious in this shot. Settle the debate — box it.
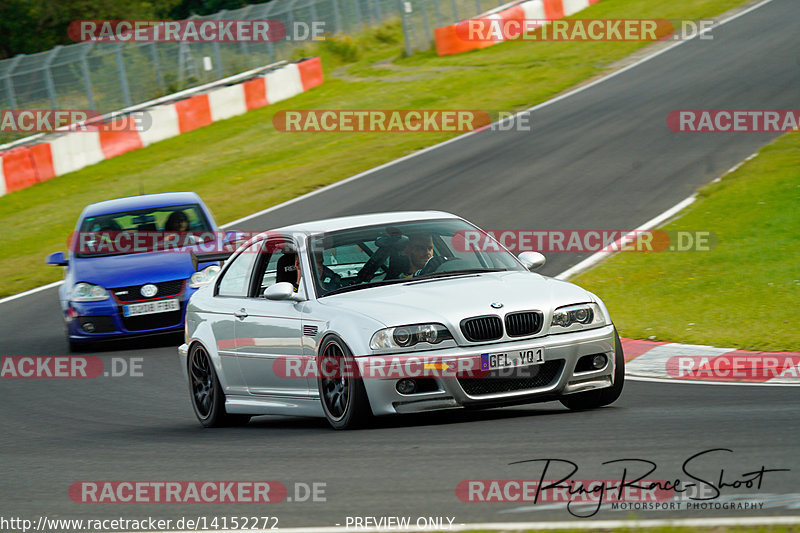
[396,233,434,278]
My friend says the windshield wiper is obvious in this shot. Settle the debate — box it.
[322,269,506,296]
[322,278,410,297]
[410,268,505,281]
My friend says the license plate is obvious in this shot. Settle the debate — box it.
[123,299,180,317]
[481,348,544,371]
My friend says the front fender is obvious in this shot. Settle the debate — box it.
[181,317,245,394]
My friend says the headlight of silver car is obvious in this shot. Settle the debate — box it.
[550,303,606,333]
[189,265,221,288]
[370,323,454,351]
[71,282,109,302]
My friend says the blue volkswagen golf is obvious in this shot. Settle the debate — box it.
[46,192,226,350]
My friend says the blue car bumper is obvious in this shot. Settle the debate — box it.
[66,282,197,343]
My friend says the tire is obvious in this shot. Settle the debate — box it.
[188,343,250,427]
[560,330,625,411]
[317,335,372,430]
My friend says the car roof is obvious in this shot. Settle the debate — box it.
[82,192,203,218]
[273,211,461,235]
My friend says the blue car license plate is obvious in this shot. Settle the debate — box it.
[123,298,180,317]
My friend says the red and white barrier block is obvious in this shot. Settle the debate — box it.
[622,338,800,384]
[0,57,324,197]
[434,0,599,56]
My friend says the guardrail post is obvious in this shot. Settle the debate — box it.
[43,46,60,109]
[353,0,363,30]
[418,0,431,49]
[262,1,279,65]
[332,0,343,34]
[79,43,96,110]
[2,55,23,109]
[115,42,132,107]
[147,43,165,92]
[237,5,254,68]
[397,0,413,56]
[212,12,225,77]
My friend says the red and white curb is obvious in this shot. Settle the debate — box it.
[0,57,323,197]
[621,338,800,384]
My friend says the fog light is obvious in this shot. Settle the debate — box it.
[592,354,607,369]
[396,379,417,395]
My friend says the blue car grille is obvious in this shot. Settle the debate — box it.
[111,279,185,302]
[120,308,183,332]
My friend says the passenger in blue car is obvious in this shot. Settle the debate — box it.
[165,210,190,231]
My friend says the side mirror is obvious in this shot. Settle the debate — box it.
[264,282,300,301]
[224,230,246,250]
[518,251,546,271]
[46,251,68,266]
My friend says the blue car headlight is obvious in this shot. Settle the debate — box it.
[71,282,109,302]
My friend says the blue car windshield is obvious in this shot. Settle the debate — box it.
[75,204,213,258]
[309,218,525,297]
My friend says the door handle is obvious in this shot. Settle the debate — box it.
[234,308,248,319]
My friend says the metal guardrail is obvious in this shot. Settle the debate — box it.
[0,0,508,144]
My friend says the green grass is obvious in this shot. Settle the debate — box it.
[572,131,800,352]
[0,0,750,297]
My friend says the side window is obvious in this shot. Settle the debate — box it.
[259,251,283,293]
[216,243,259,297]
[252,237,299,296]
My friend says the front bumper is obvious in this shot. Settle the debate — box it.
[65,287,196,343]
[360,324,617,415]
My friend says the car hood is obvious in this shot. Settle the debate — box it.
[71,251,197,288]
[319,271,594,328]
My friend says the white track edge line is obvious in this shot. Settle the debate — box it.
[221,0,775,229]
[0,280,63,305]
[554,195,697,280]
[627,374,800,386]
[0,0,775,306]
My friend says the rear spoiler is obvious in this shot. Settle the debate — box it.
[191,251,233,271]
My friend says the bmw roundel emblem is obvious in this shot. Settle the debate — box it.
[140,284,158,298]
[491,302,503,309]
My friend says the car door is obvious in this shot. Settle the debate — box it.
[211,240,261,395]
[234,237,309,398]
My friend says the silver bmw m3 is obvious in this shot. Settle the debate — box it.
[179,211,624,429]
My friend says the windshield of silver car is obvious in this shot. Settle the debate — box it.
[308,218,525,297]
